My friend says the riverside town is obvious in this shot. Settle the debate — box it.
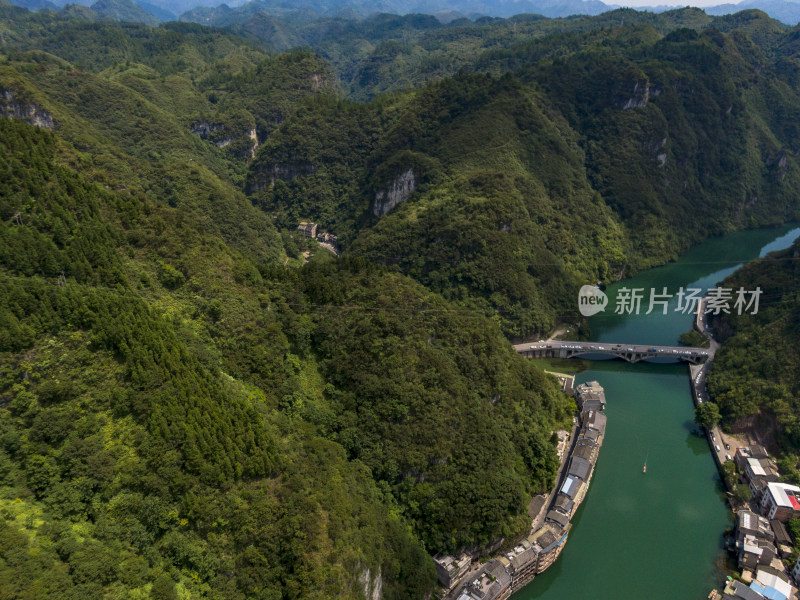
[433,381,607,600]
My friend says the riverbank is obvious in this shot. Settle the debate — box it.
[434,382,607,600]
[694,300,800,600]
[509,226,800,600]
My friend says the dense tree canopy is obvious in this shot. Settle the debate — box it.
[708,237,800,478]
[1,3,800,597]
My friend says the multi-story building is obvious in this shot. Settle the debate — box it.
[434,553,472,591]
[553,493,574,517]
[770,519,793,555]
[530,523,571,573]
[545,510,569,529]
[744,457,780,484]
[456,560,511,600]
[574,381,606,412]
[723,567,796,600]
[737,533,778,570]
[581,409,607,442]
[750,567,795,600]
[737,510,774,542]
[297,222,317,238]
[501,540,538,592]
[742,456,781,502]
[735,445,770,470]
[734,510,776,570]
[572,438,600,464]
[761,482,800,522]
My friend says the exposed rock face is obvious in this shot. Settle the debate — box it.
[654,138,668,167]
[1,90,55,129]
[643,136,668,167]
[247,156,316,192]
[309,72,328,92]
[359,567,383,600]
[371,570,382,600]
[266,162,316,185]
[373,168,416,216]
[768,151,789,182]
[614,81,650,109]
[191,121,259,161]
[248,128,258,159]
[190,120,223,138]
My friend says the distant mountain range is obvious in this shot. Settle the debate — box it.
[175,0,800,25]
[705,0,800,24]
[7,0,800,26]
[92,0,162,23]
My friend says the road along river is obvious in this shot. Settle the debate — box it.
[515,224,800,600]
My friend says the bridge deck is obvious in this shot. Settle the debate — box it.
[514,340,709,364]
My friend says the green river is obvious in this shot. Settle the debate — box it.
[515,225,800,600]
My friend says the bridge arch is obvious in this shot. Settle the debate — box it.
[514,341,709,365]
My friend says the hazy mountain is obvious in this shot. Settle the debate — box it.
[136,0,176,19]
[58,2,106,16]
[5,0,58,9]
[9,0,800,27]
[705,0,800,24]
[90,0,161,22]
[177,0,615,21]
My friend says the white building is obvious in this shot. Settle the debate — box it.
[750,567,794,600]
[761,482,800,522]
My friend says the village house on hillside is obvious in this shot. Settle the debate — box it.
[296,222,339,254]
[297,221,317,238]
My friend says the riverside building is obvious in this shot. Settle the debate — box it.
[439,381,607,599]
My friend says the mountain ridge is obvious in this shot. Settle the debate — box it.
[8,0,800,25]
[2,4,800,598]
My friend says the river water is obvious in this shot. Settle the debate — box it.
[515,225,800,600]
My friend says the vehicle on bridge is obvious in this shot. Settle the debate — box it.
[515,340,709,365]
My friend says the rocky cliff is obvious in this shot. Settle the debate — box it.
[1,90,55,129]
[373,168,416,216]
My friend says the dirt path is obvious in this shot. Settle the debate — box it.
[545,327,569,342]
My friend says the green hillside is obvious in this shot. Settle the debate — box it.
[0,8,579,598]
[0,94,576,598]
[248,20,800,335]
[707,237,800,475]
[1,3,800,597]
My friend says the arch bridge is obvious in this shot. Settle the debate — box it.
[514,340,709,365]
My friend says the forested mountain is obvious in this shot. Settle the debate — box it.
[245,9,800,334]
[0,5,574,598]
[708,237,800,478]
[1,2,800,597]
[707,0,800,26]
[90,0,161,25]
